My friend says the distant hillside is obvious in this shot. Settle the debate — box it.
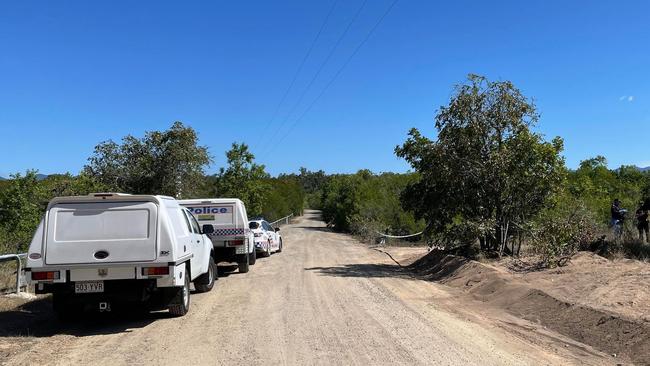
[0,174,49,181]
[640,166,650,172]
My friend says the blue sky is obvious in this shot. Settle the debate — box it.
[1,0,648,177]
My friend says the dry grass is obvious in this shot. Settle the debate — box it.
[0,260,23,294]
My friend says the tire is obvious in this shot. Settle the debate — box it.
[169,268,191,317]
[238,253,250,273]
[277,238,283,253]
[249,246,257,265]
[194,256,217,293]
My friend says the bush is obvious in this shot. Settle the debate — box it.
[530,198,601,266]
[319,170,424,241]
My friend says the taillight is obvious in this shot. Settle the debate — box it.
[31,271,60,281]
[230,240,244,246]
[142,267,170,276]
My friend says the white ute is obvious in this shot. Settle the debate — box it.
[25,193,216,318]
[179,198,256,273]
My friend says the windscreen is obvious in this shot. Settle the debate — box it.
[249,221,260,229]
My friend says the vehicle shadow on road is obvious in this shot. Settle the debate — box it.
[216,264,242,278]
[304,263,413,279]
[0,296,175,338]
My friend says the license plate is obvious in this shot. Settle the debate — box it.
[75,281,104,293]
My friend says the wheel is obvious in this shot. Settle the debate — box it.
[249,246,257,265]
[238,253,250,273]
[194,256,217,293]
[277,238,283,253]
[169,268,191,316]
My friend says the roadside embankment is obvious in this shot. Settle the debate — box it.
[385,247,650,364]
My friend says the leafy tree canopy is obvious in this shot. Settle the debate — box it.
[83,122,211,197]
[208,142,270,216]
[396,74,565,254]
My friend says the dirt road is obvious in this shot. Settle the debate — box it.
[2,211,605,365]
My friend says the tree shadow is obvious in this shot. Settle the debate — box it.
[304,215,323,221]
[304,263,412,279]
[294,226,332,233]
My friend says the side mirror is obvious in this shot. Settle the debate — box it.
[274,227,280,232]
[202,224,214,234]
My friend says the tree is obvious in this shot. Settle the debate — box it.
[318,170,423,238]
[0,171,46,252]
[262,176,304,220]
[297,167,329,193]
[320,174,361,231]
[84,122,211,197]
[395,74,565,255]
[0,171,111,253]
[209,143,269,216]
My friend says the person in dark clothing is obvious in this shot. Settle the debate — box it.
[611,199,626,239]
[637,201,649,243]
[611,199,625,224]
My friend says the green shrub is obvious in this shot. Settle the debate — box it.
[530,197,601,266]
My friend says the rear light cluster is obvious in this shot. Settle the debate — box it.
[31,271,60,281]
[142,267,170,276]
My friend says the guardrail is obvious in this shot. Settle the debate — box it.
[270,213,294,227]
[0,253,27,294]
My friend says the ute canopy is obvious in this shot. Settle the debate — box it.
[45,200,158,265]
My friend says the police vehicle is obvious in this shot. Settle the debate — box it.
[179,198,256,273]
[249,218,283,257]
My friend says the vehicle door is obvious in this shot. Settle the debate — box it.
[182,209,203,279]
[263,221,276,249]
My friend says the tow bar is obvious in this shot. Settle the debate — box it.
[99,302,111,312]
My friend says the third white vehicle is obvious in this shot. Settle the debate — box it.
[249,218,283,257]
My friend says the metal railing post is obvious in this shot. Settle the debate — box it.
[0,253,27,294]
[270,213,294,227]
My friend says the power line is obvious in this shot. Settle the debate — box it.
[269,0,399,153]
[255,0,339,151]
[260,0,369,155]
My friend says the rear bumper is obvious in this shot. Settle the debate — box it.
[210,237,250,255]
[27,262,188,288]
[213,247,248,263]
[43,279,179,310]
[254,240,268,251]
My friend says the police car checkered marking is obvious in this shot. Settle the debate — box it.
[212,228,245,236]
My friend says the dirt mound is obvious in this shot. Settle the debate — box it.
[407,250,650,364]
[508,289,650,364]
